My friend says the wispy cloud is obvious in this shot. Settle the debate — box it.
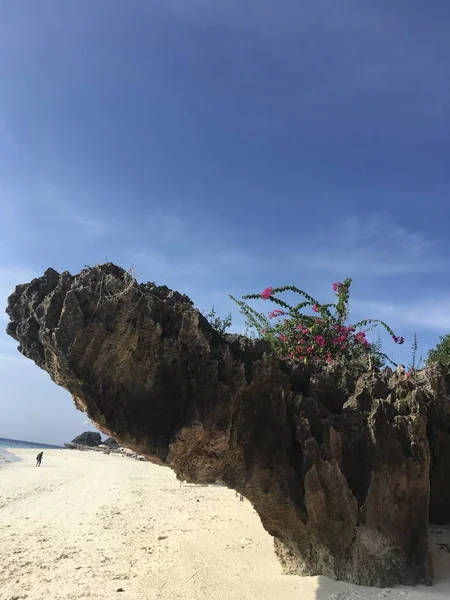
[352,298,450,332]
[67,212,109,236]
[126,210,450,346]
[129,211,445,299]
[36,179,111,236]
[297,214,443,278]
[0,177,111,242]
[132,245,260,290]
[130,209,262,286]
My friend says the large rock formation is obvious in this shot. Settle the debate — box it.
[5,264,450,587]
[71,431,102,447]
[103,437,119,448]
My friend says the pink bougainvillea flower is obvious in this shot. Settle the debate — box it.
[278,334,288,343]
[326,353,333,363]
[268,309,285,319]
[314,334,326,347]
[261,287,274,300]
[355,331,367,344]
[332,282,342,292]
[312,304,319,313]
[261,329,266,335]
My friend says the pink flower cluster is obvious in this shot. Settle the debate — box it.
[355,331,370,347]
[332,335,347,347]
[261,287,274,300]
[314,334,326,347]
[257,279,403,367]
[296,325,309,333]
[333,324,355,333]
[277,320,377,365]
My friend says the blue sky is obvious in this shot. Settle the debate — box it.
[1,0,450,445]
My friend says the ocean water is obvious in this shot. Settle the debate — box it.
[0,438,62,467]
[0,437,61,450]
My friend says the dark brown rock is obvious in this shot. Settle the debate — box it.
[5,263,449,587]
[417,368,450,525]
[71,431,102,447]
[104,437,120,448]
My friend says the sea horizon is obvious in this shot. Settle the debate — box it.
[0,437,62,450]
[0,437,62,467]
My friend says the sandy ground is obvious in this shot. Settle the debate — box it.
[1,450,450,600]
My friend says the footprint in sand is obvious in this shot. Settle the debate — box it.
[225,537,256,550]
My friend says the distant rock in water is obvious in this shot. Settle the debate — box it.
[6,262,450,587]
[103,437,119,448]
[71,431,102,447]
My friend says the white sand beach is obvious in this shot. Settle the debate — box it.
[1,449,450,600]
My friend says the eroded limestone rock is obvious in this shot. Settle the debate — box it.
[6,263,450,586]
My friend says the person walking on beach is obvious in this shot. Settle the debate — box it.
[36,452,43,467]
